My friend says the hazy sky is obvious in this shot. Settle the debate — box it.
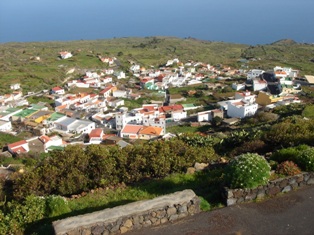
[1,0,313,44]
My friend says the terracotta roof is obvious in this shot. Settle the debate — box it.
[121,125,143,134]
[139,126,163,136]
[11,146,27,153]
[39,135,51,143]
[89,128,103,138]
[8,140,27,149]
[52,86,63,91]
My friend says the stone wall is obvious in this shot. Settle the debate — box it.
[223,172,314,206]
[53,189,200,235]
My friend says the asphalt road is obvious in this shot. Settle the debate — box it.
[127,186,314,235]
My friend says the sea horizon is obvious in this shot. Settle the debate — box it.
[1,0,314,45]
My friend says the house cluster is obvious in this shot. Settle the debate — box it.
[130,58,242,90]
[1,52,312,157]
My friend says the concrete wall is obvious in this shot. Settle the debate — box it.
[223,172,314,206]
[53,189,200,235]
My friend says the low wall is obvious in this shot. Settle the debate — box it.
[223,172,314,206]
[53,189,200,235]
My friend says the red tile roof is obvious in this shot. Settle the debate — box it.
[89,128,103,138]
[8,140,27,149]
[139,126,163,136]
[121,125,143,134]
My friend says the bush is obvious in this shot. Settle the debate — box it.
[229,139,267,157]
[270,145,310,163]
[224,153,271,189]
[0,195,46,235]
[45,195,71,218]
[276,161,301,176]
[294,148,314,172]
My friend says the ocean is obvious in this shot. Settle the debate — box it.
[1,0,313,45]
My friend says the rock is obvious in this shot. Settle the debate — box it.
[256,190,266,199]
[169,214,179,221]
[289,178,296,185]
[186,167,196,174]
[245,193,257,201]
[194,162,209,171]
[156,209,166,219]
[237,197,244,203]
[160,217,168,224]
[167,207,177,216]
[178,204,188,214]
[266,186,280,196]
[227,198,237,206]
[123,219,133,228]
[120,226,129,234]
[279,179,288,188]
[233,189,244,198]
[306,178,314,185]
[81,228,91,235]
[91,225,105,235]
[282,185,292,193]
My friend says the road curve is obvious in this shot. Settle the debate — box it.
[127,185,314,235]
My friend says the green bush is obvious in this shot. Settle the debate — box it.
[276,161,301,176]
[224,153,271,189]
[45,195,71,218]
[0,195,46,235]
[270,145,310,163]
[294,148,314,172]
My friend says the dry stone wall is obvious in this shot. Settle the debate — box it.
[53,189,200,235]
[223,172,314,206]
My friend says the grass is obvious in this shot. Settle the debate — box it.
[302,105,314,119]
[29,169,225,235]
[0,132,23,149]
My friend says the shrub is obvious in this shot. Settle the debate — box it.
[276,161,301,176]
[0,195,46,235]
[45,195,71,218]
[229,139,267,157]
[294,148,314,172]
[224,153,271,189]
[270,145,310,163]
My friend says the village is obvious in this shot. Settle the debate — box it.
[0,50,313,158]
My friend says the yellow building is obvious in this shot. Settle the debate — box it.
[256,91,282,106]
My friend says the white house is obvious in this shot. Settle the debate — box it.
[235,91,256,103]
[10,83,20,90]
[88,128,104,144]
[115,71,126,79]
[232,82,246,91]
[107,99,124,108]
[54,116,95,134]
[51,86,65,95]
[247,69,265,80]
[101,76,113,84]
[113,90,128,98]
[120,124,143,139]
[59,51,73,59]
[7,140,29,155]
[38,135,65,153]
[0,120,12,132]
[227,99,258,118]
[252,78,268,91]
[197,109,224,122]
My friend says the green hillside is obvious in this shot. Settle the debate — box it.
[0,37,314,93]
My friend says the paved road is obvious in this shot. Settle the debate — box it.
[127,186,314,235]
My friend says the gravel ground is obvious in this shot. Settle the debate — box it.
[127,185,314,235]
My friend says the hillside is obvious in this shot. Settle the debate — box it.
[0,37,314,93]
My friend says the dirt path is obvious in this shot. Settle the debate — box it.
[127,186,314,235]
